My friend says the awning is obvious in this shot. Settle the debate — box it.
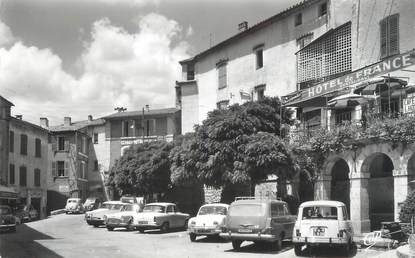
[0,185,18,199]
[354,77,408,95]
[327,93,375,109]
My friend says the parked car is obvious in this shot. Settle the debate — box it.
[136,202,190,233]
[65,198,85,214]
[0,205,17,232]
[83,197,102,211]
[292,200,354,256]
[105,203,141,231]
[188,203,229,242]
[220,197,296,250]
[85,201,125,227]
[13,204,39,222]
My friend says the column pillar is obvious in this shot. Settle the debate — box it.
[314,174,331,200]
[393,169,408,222]
[350,172,370,234]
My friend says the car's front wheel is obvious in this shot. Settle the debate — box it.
[160,222,169,233]
[232,240,242,250]
[107,226,114,231]
[189,233,196,242]
[138,228,145,233]
[294,244,303,256]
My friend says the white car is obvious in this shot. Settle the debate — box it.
[188,203,229,242]
[136,203,190,233]
[65,198,84,214]
[292,200,353,256]
[85,201,125,227]
[105,203,141,231]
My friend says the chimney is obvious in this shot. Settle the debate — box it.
[238,21,248,32]
[40,117,49,128]
[64,117,71,126]
[88,115,93,121]
[15,115,22,120]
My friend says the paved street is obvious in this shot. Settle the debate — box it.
[0,214,397,258]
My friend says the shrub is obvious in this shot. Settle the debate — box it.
[399,190,415,223]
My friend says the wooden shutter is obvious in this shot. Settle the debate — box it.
[388,14,399,56]
[64,140,70,152]
[52,162,57,177]
[52,137,57,152]
[64,161,69,177]
[380,18,388,58]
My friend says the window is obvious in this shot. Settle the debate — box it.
[167,205,174,213]
[187,63,195,80]
[94,160,99,171]
[19,166,27,186]
[20,134,27,155]
[81,136,87,154]
[255,85,266,101]
[9,131,14,153]
[9,164,15,185]
[295,13,302,26]
[57,161,65,177]
[319,2,327,17]
[35,138,41,157]
[123,121,129,137]
[93,133,98,144]
[297,33,313,49]
[217,100,229,110]
[335,110,352,125]
[217,63,227,89]
[255,48,263,69]
[81,161,86,179]
[380,14,399,58]
[34,169,40,187]
[58,137,65,151]
[297,23,351,90]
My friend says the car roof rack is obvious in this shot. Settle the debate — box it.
[235,196,282,201]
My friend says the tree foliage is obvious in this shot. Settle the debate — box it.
[170,97,295,188]
[106,141,173,196]
[399,190,415,223]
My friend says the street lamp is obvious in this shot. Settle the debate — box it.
[142,105,149,143]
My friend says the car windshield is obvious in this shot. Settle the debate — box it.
[122,205,134,212]
[101,203,111,209]
[84,199,95,205]
[302,206,338,220]
[111,204,123,210]
[0,206,11,215]
[143,205,165,213]
[198,206,227,215]
[229,204,265,216]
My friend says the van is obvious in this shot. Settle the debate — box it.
[220,197,296,250]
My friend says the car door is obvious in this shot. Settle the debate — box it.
[282,203,296,238]
[166,205,176,227]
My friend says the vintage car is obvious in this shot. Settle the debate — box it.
[105,203,141,231]
[85,201,125,227]
[0,205,17,232]
[65,198,85,214]
[83,197,102,212]
[188,203,229,241]
[292,200,354,256]
[136,202,190,233]
[13,204,39,222]
[220,197,296,251]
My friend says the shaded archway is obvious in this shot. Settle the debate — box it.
[330,158,350,214]
[363,153,394,230]
[407,154,415,192]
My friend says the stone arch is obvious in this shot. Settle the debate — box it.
[328,157,350,213]
[361,152,394,230]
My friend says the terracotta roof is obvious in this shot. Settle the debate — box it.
[10,117,49,133]
[180,0,320,64]
[0,95,14,107]
[49,118,105,132]
[103,108,180,119]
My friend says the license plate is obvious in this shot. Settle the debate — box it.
[197,229,211,233]
[238,228,252,233]
[313,227,325,236]
[139,221,148,225]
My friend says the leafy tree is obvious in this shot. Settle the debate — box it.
[399,190,415,223]
[107,141,173,197]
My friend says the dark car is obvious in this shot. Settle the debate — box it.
[220,197,296,251]
[13,204,38,222]
[0,205,17,232]
[83,197,102,211]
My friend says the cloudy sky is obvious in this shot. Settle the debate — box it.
[0,0,299,125]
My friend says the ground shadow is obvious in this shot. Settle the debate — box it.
[0,223,63,258]
[193,235,229,243]
[224,240,293,254]
[296,244,358,257]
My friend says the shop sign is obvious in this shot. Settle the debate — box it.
[284,49,415,105]
[404,93,415,113]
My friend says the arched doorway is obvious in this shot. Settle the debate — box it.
[330,158,350,213]
[365,153,394,230]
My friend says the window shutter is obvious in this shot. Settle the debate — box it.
[52,138,57,152]
[64,140,70,152]
[64,162,69,176]
[388,14,399,55]
[52,162,57,177]
[380,18,388,58]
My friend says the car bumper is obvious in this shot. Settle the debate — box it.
[107,222,129,228]
[86,219,104,226]
[136,221,160,229]
[188,227,221,235]
[0,224,16,231]
[292,236,349,244]
[219,232,276,242]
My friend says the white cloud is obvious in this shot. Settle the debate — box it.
[0,20,15,46]
[0,13,189,125]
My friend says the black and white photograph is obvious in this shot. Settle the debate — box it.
[0,0,414,257]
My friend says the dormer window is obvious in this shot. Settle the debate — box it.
[319,2,327,17]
